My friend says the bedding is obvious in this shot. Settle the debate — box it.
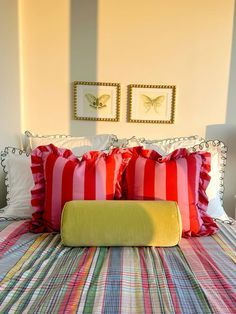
[1,134,234,312]
[0,219,235,313]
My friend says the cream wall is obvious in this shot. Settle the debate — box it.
[20,0,70,133]
[20,0,234,139]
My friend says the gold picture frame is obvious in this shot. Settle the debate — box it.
[74,81,120,122]
[128,84,176,123]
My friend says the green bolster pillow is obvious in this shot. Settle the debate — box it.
[61,200,182,247]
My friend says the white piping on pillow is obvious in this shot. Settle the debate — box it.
[0,147,33,218]
[190,140,229,220]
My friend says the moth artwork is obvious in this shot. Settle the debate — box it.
[85,93,110,110]
[141,95,165,113]
[74,81,120,121]
[128,84,175,123]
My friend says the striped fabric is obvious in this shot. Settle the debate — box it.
[124,147,218,237]
[30,144,131,232]
[0,219,235,313]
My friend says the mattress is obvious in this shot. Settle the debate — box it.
[0,219,235,314]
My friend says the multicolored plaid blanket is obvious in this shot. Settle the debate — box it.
[0,220,235,313]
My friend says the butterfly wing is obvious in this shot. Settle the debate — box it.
[97,94,110,109]
[153,95,165,113]
[85,93,98,108]
[141,95,153,112]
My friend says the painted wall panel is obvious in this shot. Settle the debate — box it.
[0,0,21,207]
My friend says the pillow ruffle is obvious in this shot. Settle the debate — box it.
[30,144,76,232]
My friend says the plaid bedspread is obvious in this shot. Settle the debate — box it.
[0,220,235,314]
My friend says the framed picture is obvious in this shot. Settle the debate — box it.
[74,81,120,121]
[128,84,176,123]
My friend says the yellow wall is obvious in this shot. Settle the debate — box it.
[20,0,235,139]
[20,0,70,133]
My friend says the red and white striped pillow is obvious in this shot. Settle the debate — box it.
[30,144,131,232]
[124,147,218,237]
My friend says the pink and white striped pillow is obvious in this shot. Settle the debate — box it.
[124,147,218,237]
[30,144,131,232]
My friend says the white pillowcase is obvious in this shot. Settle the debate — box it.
[0,148,34,218]
[25,131,117,156]
[116,135,204,154]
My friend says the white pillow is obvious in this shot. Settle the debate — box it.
[25,131,118,156]
[0,148,34,218]
[116,135,204,154]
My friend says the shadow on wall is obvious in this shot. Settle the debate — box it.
[205,125,236,218]
[205,2,236,218]
[69,0,98,136]
[226,0,236,125]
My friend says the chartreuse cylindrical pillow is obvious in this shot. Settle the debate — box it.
[61,200,182,247]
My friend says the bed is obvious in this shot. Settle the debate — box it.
[0,132,235,313]
[0,219,235,313]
